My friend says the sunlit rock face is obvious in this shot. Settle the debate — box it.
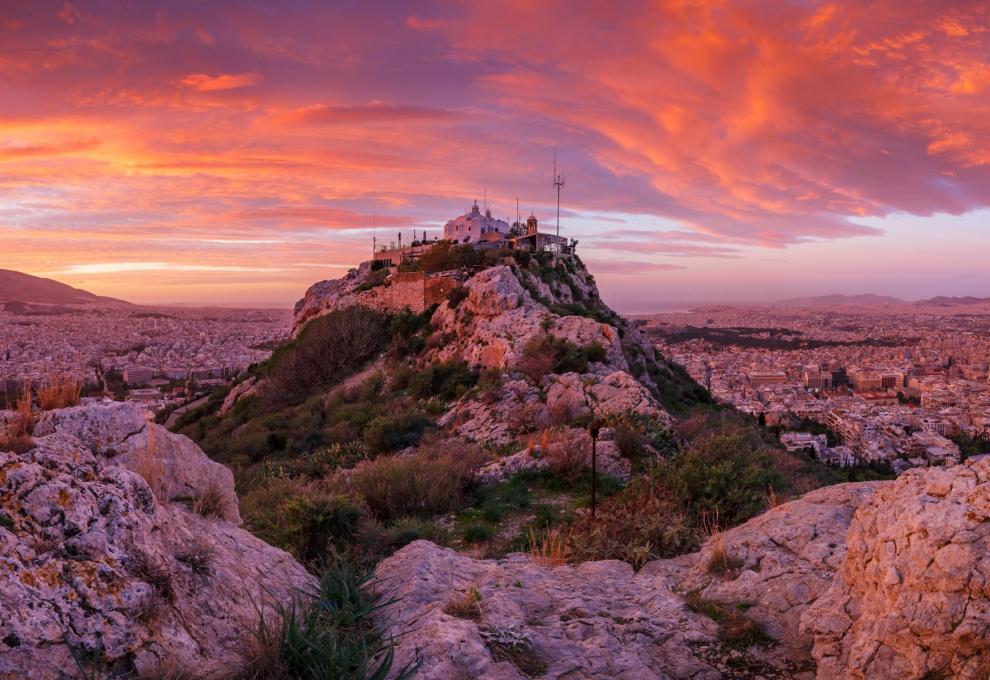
[803,458,990,680]
[0,402,315,678]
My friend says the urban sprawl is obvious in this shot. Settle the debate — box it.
[646,303,990,473]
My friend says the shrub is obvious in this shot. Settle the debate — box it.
[191,480,227,519]
[241,478,364,563]
[407,361,478,401]
[403,241,485,273]
[355,268,389,292]
[517,334,608,382]
[540,427,591,483]
[659,425,784,527]
[239,553,416,680]
[463,522,494,543]
[447,286,469,309]
[346,440,485,521]
[264,307,389,407]
[362,411,433,454]
[565,477,697,567]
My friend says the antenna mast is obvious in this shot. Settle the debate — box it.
[372,204,377,257]
[553,148,565,237]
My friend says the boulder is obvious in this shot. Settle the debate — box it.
[33,401,240,524]
[374,541,723,680]
[0,412,315,678]
[650,482,883,662]
[802,458,990,679]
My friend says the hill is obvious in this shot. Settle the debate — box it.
[777,293,904,306]
[0,268,130,306]
[916,295,990,306]
[4,243,985,678]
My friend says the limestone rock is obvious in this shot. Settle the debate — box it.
[0,410,315,678]
[650,482,883,662]
[218,375,259,416]
[291,261,372,335]
[33,401,240,524]
[802,458,990,679]
[375,540,722,680]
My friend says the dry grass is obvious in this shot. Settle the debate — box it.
[134,426,166,501]
[539,427,590,483]
[683,590,771,649]
[443,586,483,621]
[191,480,227,519]
[176,537,215,577]
[564,478,697,568]
[701,510,744,577]
[36,373,82,411]
[528,525,569,567]
[764,486,783,510]
[0,383,34,453]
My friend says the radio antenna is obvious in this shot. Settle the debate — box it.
[553,148,565,237]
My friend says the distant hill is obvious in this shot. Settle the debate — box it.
[0,269,130,306]
[915,295,990,306]
[777,293,904,307]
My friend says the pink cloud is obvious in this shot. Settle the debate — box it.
[179,71,263,91]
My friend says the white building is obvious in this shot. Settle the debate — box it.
[444,202,511,243]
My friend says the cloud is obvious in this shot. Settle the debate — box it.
[581,259,685,274]
[1,0,988,305]
[179,72,263,92]
[276,102,460,126]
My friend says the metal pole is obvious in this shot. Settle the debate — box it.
[589,419,602,519]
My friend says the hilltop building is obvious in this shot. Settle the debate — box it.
[374,202,576,269]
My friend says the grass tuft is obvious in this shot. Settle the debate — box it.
[237,553,417,680]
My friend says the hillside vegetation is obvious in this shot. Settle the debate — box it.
[175,248,881,572]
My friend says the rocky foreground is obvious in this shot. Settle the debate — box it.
[2,400,989,678]
[0,402,315,678]
[375,460,990,680]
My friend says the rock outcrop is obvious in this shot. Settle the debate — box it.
[650,482,883,661]
[33,401,241,524]
[803,458,990,679]
[0,403,315,678]
[375,540,725,680]
[377,459,990,679]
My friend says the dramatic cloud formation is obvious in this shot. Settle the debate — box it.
[0,0,988,306]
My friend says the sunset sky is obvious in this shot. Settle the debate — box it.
[1,0,989,310]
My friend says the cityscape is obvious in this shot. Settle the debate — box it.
[0,304,290,412]
[645,300,990,472]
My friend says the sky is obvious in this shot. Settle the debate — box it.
[1,0,989,310]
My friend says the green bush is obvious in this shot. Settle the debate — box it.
[447,286,469,309]
[463,522,494,543]
[659,428,783,527]
[407,361,478,401]
[355,268,389,292]
[241,478,364,563]
[400,241,485,273]
[362,411,433,454]
[264,307,388,407]
[347,440,485,521]
[517,334,609,381]
[241,553,417,680]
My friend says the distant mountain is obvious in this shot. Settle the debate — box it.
[915,295,990,306]
[0,269,130,306]
[777,293,904,306]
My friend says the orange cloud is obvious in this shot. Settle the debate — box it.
[179,72,262,91]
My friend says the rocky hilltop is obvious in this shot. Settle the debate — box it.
[0,402,314,678]
[288,254,697,443]
[36,247,976,679]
